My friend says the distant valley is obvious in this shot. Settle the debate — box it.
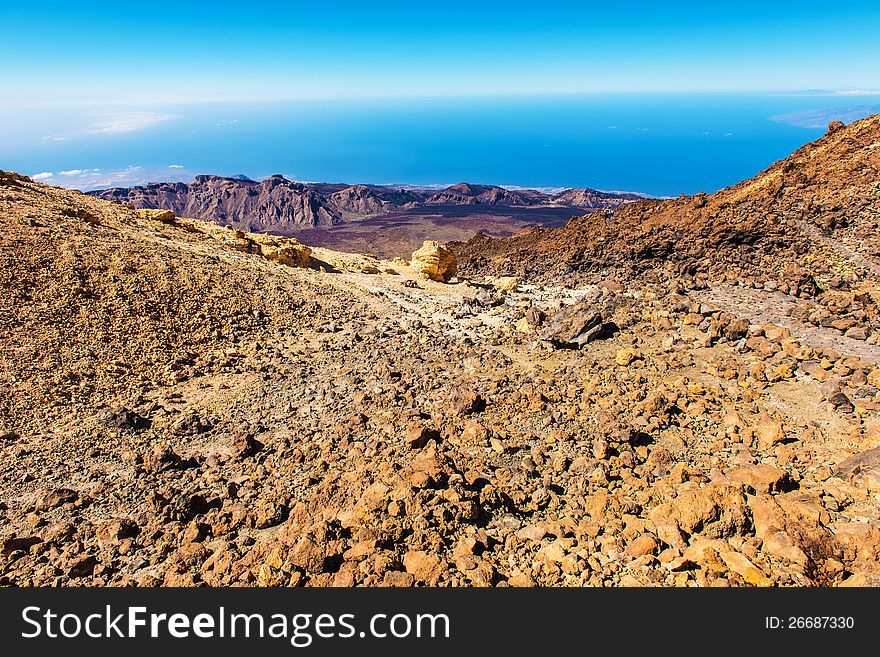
[88,176,642,256]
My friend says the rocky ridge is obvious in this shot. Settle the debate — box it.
[87,176,640,233]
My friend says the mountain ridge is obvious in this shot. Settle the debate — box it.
[87,176,641,234]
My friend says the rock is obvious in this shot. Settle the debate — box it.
[66,554,99,578]
[754,414,786,450]
[665,555,696,572]
[525,307,545,328]
[626,533,659,558]
[827,120,845,134]
[183,521,210,543]
[593,438,611,460]
[799,360,829,381]
[718,550,772,586]
[1,535,42,555]
[761,531,809,567]
[1,430,19,442]
[744,336,776,358]
[748,493,832,568]
[515,316,532,334]
[448,390,486,416]
[36,488,78,510]
[516,524,547,541]
[615,348,643,366]
[465,288,502,307]
[726,465,791,494]
[98,519,139,545]
[762,324,791,342]
[725,319,750,341]
[460,420,489,445]
[137,208,176,222]
[410,241,457,282]
[405,423,441,449]
[491,276,518,293]
[538,303,605,348]
[96,405,148,431]
[536,540,570,564]
[171,412,212,436]
[229,430,263,458]
[286,535,339,574]
[251,234,312,268]
[834,446,880,483]
[143,444,183,473]
[653,483,750,540]
[828,390,854,410]
[845,327,868,340]
[383,571,416,587]
[403,550,445,584]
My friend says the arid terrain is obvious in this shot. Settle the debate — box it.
[2,115,880,588]
[286,206,582,258]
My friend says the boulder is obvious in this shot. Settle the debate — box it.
[538,303,605,348]
[410,240,458,282]
[490,276,519,293]
[834,447,880,488]
[403,550,447,584]
[95,405,148,431]
[615,348,643,366]
[137,208,176,223]
[650,483,750,541]
[251,234,312,268]
[726,465,791,494]
[827,120,845,134]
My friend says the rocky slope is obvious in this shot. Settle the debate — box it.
[454,116,880,287]
[2,118,880,588]
[88,176,639,233]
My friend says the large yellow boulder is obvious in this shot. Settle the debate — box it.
[410,240,457,282]
[251,234,312,268]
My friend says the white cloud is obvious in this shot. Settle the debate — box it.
[85,112,175,136]
[42,112,176,142]
[32,172,54,180]
[59,168,100,176]
[44,165,192,191]
[833,90,880,96]
[168,164,184,168]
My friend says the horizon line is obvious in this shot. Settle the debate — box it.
[3,88,880,110]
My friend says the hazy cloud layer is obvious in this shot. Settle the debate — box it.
[42,112,177,142]
[28,165,193,191]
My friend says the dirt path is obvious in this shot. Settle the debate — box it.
[694,284,880,362]
[784,214,880,278]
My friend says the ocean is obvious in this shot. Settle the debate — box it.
[1,92,878,196]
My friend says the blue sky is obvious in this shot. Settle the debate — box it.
[2,1,879,106]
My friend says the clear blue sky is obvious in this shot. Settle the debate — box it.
[1,0,879,106]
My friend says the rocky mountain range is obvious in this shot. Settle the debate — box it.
[88,176,641,233]
[3,115,880,589]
